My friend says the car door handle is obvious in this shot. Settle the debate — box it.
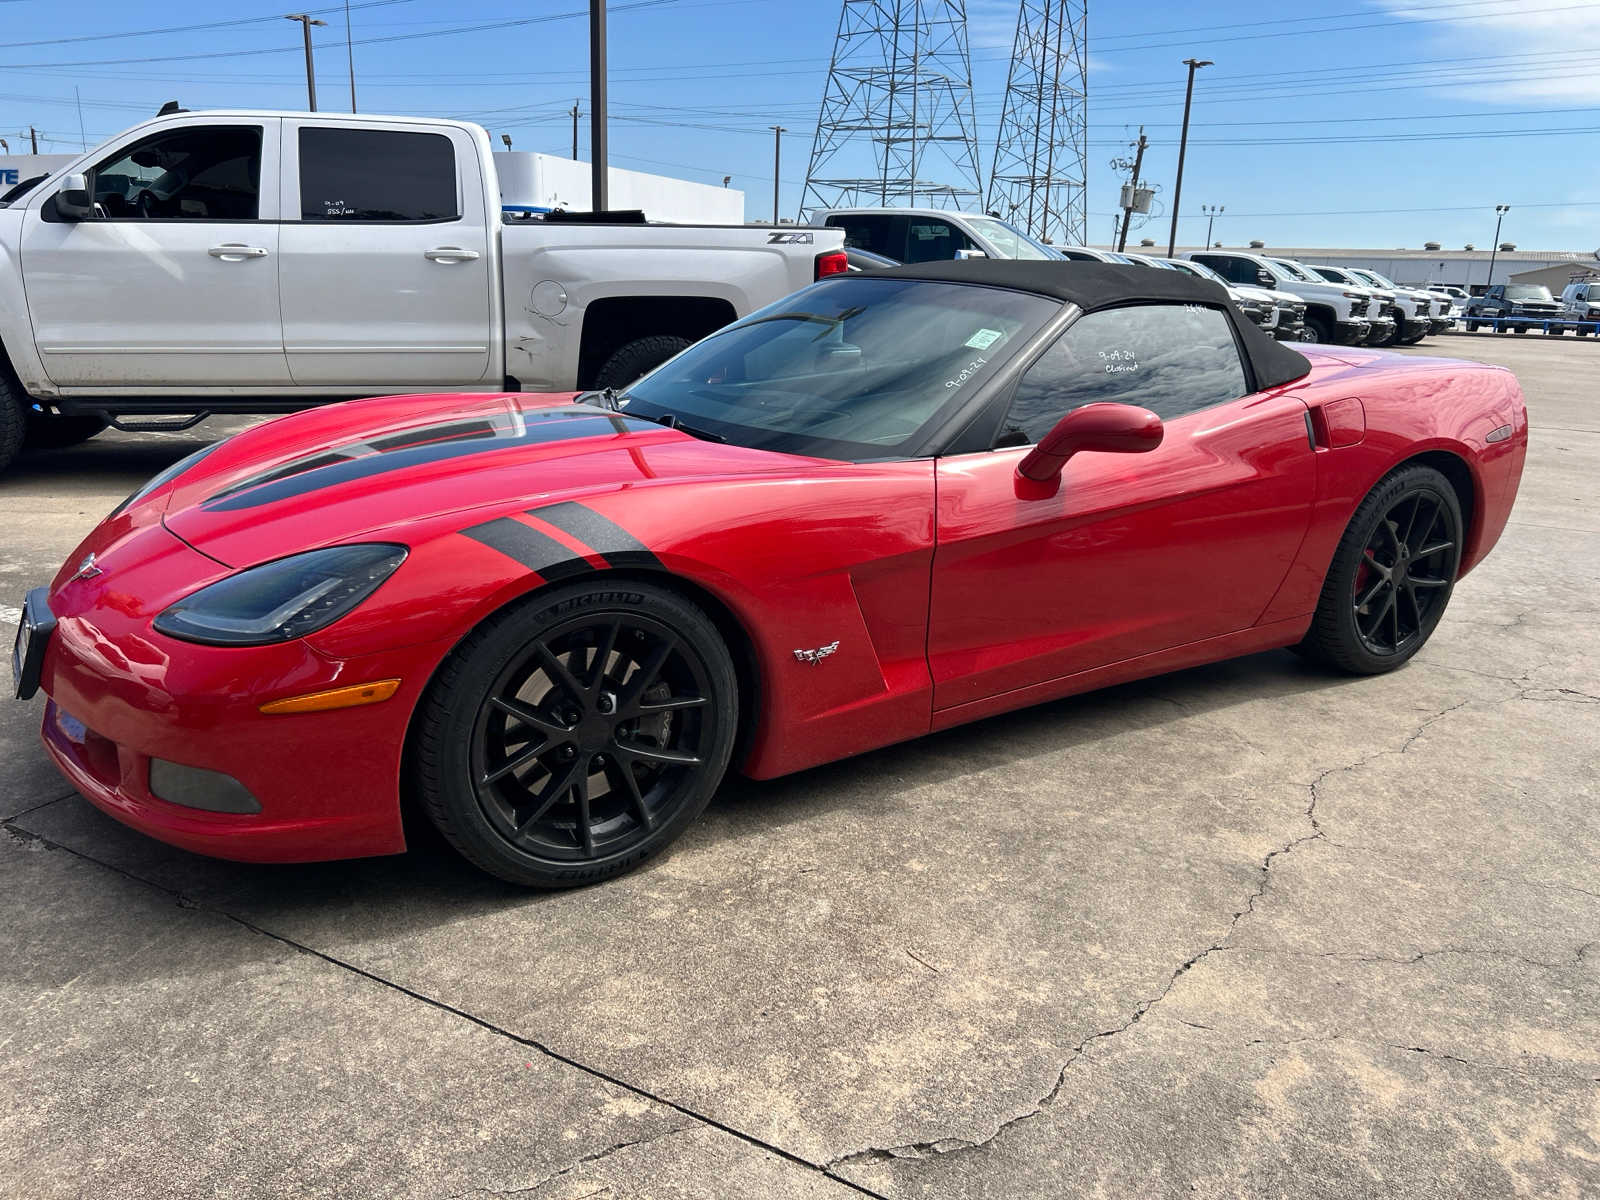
[208,244,269,260]
[424,246,481,263]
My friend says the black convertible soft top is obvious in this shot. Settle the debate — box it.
[878,258,1313,391]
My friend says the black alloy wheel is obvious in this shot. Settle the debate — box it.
[1349,491,1457,657]
[416,580,737,887]
[1298,463,1463,674]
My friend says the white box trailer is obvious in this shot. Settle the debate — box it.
[494,152,744,224]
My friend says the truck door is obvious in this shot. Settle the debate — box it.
[19,118,289,388]
[277,120,494,388]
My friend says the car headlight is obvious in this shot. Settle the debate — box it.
[153,544,407,646]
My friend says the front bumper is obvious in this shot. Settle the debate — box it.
[32,536,447,863]
[1336,319,1372,345]
[1363,317,1397,343]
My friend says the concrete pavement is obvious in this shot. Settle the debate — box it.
[2,337,1596,1198]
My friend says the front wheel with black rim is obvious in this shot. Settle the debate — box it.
[415,579,738,887]
[1304,313,1334,344]
[1298,463,1463,675]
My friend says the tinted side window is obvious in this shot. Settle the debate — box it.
[999,304,1249,445]
[1194,254,1247,285]
[299,128,459,222]
[88,125,262,220]
[827,213,893,255]
[901,218,975,264]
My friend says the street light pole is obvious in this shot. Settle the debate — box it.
[284,14,327,112]
[1203,203,1223,248]
[589,0,608,211]
[1166,57,1212,258]
[570,101,580,160]
[343,0,357,112]
[769,126,786,225]
[1483,204,1510,294]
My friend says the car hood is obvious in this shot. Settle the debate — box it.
[156,392,819,567]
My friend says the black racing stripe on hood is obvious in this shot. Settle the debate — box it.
[201,405,649,512]
[531,501,658,570]
[459,517,597,583]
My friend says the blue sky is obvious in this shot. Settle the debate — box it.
[2,0,1597,250]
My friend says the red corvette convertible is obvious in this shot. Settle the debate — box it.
[14,262,1526,887]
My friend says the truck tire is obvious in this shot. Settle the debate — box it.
[593,335,691,390]
[1305,313,1334,344]
[25,412,109,450]
[0,375,25,475]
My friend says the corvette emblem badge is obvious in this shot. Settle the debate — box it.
[793,640,839,665]
[70,553,103,584]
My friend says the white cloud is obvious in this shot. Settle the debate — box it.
[1372,0,1600,102]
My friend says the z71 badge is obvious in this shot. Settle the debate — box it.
[767,231,815,244]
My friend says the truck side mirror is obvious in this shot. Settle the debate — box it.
[54,173,94,221]
[955,248,987,261]
[1256,269,1274,287]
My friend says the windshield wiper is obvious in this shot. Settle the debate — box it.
[627,410,725,443]
[576,387,629,411]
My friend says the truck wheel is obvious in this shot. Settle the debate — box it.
[0,376,26,475]
[25,412,109,450]
[1304,314,1333,344]
[1466,320,1480,331]
[594,336,692,391]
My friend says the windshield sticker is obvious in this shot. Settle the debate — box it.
[964,328,1004,350]
[1099,348,1139,375]
[944,355,988,389]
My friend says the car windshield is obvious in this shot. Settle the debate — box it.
[963,216,1057,260]
[1361,271,1397,288]
[1505,285,1554,301]
[617,277,1058,460]
[1269,259,1316,282]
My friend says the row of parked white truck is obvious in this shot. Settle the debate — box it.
[817,208,1454,348]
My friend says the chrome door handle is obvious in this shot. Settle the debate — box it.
[424,246,481,263]
[208,244,269,260]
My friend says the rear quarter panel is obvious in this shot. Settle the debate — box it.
[1260,357,1527,623]
[499,224,843,389]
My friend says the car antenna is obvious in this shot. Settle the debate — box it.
[157,100,187,116]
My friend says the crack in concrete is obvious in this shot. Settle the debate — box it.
[828,695,1486,1174]
[0,790,74,825]
[1236,944,1593,973]
[1241,1033,1600,1083]
[1,820,891,1200]
[443,1124,694,1199]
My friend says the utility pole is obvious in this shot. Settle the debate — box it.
[769,126,786,225]
[1483,204,1510,294]
[1114,126,1147,253]
[1167,57,1211,257]
[589,0,608,211]
[343,0,357,112]
[570,101,580,160]
[29,126,38,153]
[285,14,327,112]
[1202,203,1223,248]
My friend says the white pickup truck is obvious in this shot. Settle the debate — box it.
[0,109,845,471]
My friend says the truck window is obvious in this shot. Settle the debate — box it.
[1193,254,1251,285]
[901,217,975,264]
[298,128,459,222]
[86,125,263,220]
[825,213,894,256]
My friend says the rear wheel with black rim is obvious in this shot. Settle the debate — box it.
[1298,463,1463,675]
[415,579,737,887]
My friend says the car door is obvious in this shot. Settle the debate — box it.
[18,118,288,388]
[928,302,1316,713]
[277,120,494,387]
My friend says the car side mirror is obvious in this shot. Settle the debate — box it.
[1255,269,1275,287]
[1015,402,1164,497]
[955,248,987,261]
[54,173,93,221]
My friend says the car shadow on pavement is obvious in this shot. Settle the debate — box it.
[11,643,1365,958]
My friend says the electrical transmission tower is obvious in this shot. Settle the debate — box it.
[986,0,1088,246]
[800,2,983,219]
